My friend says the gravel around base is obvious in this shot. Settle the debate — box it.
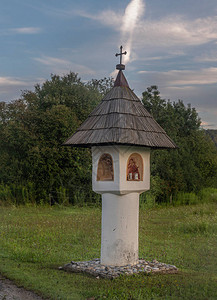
[0,275,44,300]
[60,258,178,279]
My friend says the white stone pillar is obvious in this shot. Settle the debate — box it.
[101,192,139,266]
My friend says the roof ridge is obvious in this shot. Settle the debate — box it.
[102,85,140,101]
[114,70,129,87]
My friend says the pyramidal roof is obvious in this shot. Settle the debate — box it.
[64,69,177,149]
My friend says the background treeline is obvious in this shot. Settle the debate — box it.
[0,73,217,205]
[206,129,217,148]
[141,86,217,205]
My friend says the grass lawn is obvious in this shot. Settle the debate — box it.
[0,203,216,299]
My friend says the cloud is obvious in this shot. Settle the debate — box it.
[79,5,217,53]
[136,67,217,129]
[135,16,217,48]
[144,55,174,61]
[0,77,28,86]
[199,109,217,129]
[142,52,186,61]
[166,86,196,91]
[34,55,96,76]
[195,53,217,62]
[120,0,145,64]
[110,69,118,78]
[34,56,69,66]
[0,76,45,102]
[138,67,217,86]
[200,120,216,128]
[77,1,145,64]
[10,27,41,34]
[76,10,121,29]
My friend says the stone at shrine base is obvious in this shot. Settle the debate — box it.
[60,258,178,279]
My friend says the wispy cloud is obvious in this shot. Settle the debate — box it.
[34,55,95,76]
[200,120,214,128]
[166,86,196,91]
[0,76,45,101]
[10,27,41,34]
[138,67,217,86]
[34,56,70,66]
[142,52,186,61]
[137,66,217,129]
[76,9,121,29]
[78,5,217,55]
[78,1,145,64]
[135,16,217,48]
[0,27,42,36]
[195,53,217,62]
[120,0,145,64]
[0,77,28,86]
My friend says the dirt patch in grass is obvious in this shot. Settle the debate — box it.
[0,275,44,300]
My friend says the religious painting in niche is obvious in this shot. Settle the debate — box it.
[97,153,114,181]
[127,153,143,181]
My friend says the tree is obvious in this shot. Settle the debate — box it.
[142,86,217,202]
[1,78,216,205]
[206,130,217,148]
[0,72,113,204]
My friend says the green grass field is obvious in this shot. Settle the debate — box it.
[0,203,216,299]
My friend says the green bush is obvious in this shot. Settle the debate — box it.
[198,188,217,203]
[174,192,199,205]
[0,182,35,205]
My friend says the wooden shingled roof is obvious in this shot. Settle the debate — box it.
[64,70,177,149]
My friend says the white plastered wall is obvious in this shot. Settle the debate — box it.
[92,145,150,195]
[91,145,150,266]
[101,192,139,265]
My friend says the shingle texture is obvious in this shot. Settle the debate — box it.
[64,70,177,149]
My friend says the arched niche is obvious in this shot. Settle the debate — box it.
[127,153,143,181]
[97,153,114,181]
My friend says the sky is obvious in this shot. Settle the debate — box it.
[1,0,217,129]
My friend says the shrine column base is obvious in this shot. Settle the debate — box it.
[100,192,139,266]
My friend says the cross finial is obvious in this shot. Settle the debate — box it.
[115,46,127,70]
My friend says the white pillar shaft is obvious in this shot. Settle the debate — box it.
[101,192,139,266]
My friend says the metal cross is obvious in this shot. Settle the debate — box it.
[115,46,127,65]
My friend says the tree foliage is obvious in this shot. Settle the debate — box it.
[206,129,217,148]
[142,86,217,202]
[0,78,217,205]
[0,73,113,204]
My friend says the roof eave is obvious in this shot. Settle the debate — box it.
[63,141,178,149]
